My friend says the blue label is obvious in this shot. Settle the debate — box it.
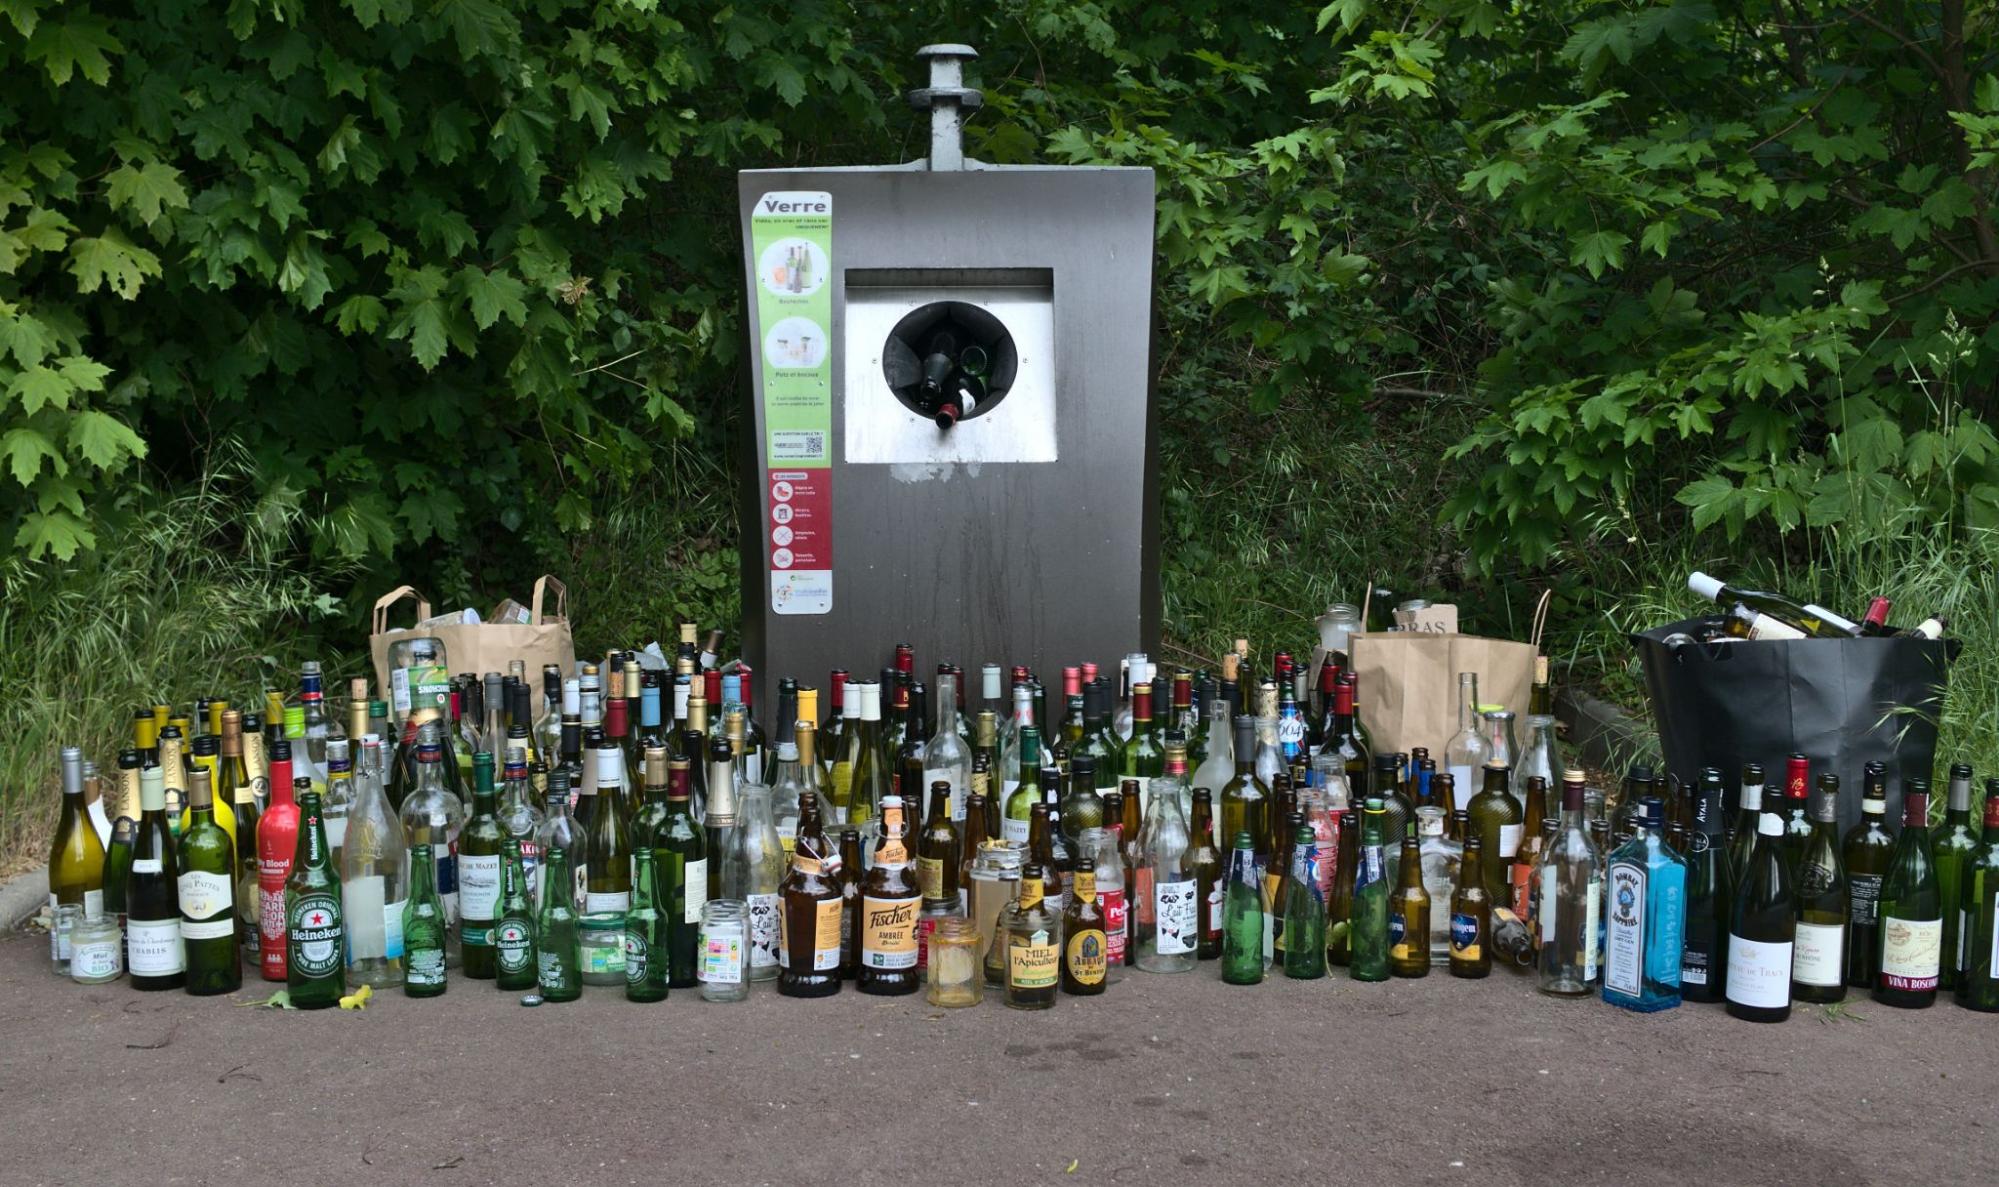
[1451,913,1479,949]
[1354,845,1384,895]
[1389,913,1406,946]
[436,850,457,895]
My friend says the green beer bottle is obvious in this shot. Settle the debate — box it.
[537,842,582,1002]
[285,789,346,1008]
[625,847,669,1002]
[457,751,506,980]
[1282,822,1327,979]
[495,837,538,991]
[178,768,241,995]
[1349,798,1391,982]
[403,842,448,997]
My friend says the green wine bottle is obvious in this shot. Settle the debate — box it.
[177,769,240,996]
[457,751,506,980]
[1875,780,1941,1008]
[1954,784,1999,1012]
[1934,764,1980,991]
[1791,775,1848,1004]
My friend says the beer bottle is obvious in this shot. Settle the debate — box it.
[859,795,922,994]
[625,847,668,1002]
[1390,822,1431,978]
[1349,798,1390,982]
[1190,789,1225,960]
[1004,863,1060,1009]
[494,837,538,991]
[536,842,582,1002]
[778,791,844,998]
[1282,822,1327,979]
[177,769,241,995]
[1060,839,1109,996]
[917,780,961,910]
[1450,832,1493,978]
[837,826,863,980]
[403,843,447,997]
[1220,830,1267,984]
[285,789,346,1008]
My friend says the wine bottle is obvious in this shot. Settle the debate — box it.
[1842,765,1896,987]
[1686,571,1861,638]
[47,747,106,969]
[1934,763,1980,990]
[1954,783,1999,1012]
[1681,769,1731,1003]
[1875,779,1941,1008]
[127,764,185,990]
[1725,803,1795,1023]
[1792,774,1849,1003]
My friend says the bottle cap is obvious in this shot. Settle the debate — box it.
[1687,571,1723,602]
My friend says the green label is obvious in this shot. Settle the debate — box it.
[287,892,344,977]
[496,921,533,972]
[750,191,833,468]
[624,931,651,985]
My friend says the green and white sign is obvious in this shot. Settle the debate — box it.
[750,191,834,615]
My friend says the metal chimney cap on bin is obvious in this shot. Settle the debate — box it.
[908,44,984,172]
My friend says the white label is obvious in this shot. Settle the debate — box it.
[1582,878,1601,981]
[391,667,412,714]
[83,888,103,918]
[1603,861,1645,996]
[1881,917,1942,980]
[460,854,502,919]
[1448,764,1473,794]
[1539,872,1556,942]
[1154,878,1197,954]
[1792,920,1846,987]
[701,930,745,983]
[177,870,233,921]
[1206,884,1224,935]
[383,899,406,960]
[683,858,709,924]
[1991,894,1999,969]
[343,875,388,961]
[128,918,185,975]
[1726,933,1794,1008]
[72,937,122,979]
[1002,817,1031,845]
[326,816,349,852]
[132,857,163,874]
[181,917,235,940]
[748,891,780,970]
[1497,823,1523,860]
[585,890,631,914]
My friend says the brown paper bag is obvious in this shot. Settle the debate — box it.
[1345,591,1550,760]
[369,576,576,722]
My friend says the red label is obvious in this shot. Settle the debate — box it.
[768,469,832,570]
[1101,888,1128,964]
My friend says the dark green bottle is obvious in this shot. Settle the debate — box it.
[495,837,538,991]
[625,847,669,1002]
[177,769,241,995]
[457,752,506,980]
[536,842,582,1002]
[1955,783,1999,1012]
[655,758,707,988]
[1680,770,1731,1003]
[1219,830,1265,985]
[1934,764,1980,990]
[1843,766,1897,987]
[1349,798,1390,982]
[1875,781,1941,1008]
[285,790,345,1009]
[1282,823,1327,979]
[403,842,447,997]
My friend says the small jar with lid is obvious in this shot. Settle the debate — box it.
[578,915,627,986]
[926,917,984,1008]
[699,899,749,1002]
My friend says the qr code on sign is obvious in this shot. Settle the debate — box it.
[771,431,825,461]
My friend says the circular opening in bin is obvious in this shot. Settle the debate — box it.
[882,301,1018,425]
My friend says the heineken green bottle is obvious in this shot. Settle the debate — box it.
[537,842,582,1002]
[286,790,346,1009]
[1349,798,1391,982]
[495,837,538,991]
[403,842,448,997]
[178,769,241,996]
[625,847,669,1002]
[457,751,506,980]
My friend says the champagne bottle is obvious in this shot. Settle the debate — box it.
[1680,769,1731,1003]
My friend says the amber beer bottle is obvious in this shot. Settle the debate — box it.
[859,795,921,994]
[917,780,961,909]
[1061,852,1109,996]
[778,791,844,998]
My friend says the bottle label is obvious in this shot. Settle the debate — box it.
[1204,883,1224,939]
[1538,871,1556,943]
[1389,910,1411,960]
[128,918,185,975]
[326,815,349,854]
[1001,817,1030,845]
[344,876,387,964]
[1065,928,1108,985]
[1582,878,1600,981]
[861,894,919,969]
[624,929,651,985]
[382,899,406,960]
[1508,859,1532,918]
[683,858,708,924]
[1101,888,1128,964]
[917,856,946,902]
[1681,936,1711,985]
[287,892,344,978]
[1991,892,1999,969]
[1725,933,1793,1008]
[1792,920,1845,987]
[1448,763,1474,794]
[583,889,630,917]
[1847,873,1882,926]
[177,869,233,923]
[780,896,844,970]
[700,928,744,983]
[72,936,122,980]
[1880,916,1942,991]
[1154,878,1197,954]
[407,947,446,986]
[748,892,780,971]
[181,915,236,941]
[1497,823,1523,859]
[1450,912,1481,961]
[537,949,569,990]
[459,854,502,920]
[1009,934,1058,989]
[497,920,533,973]
[1603,861,1645,997]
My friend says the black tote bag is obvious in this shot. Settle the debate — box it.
[1632,617,1959,832]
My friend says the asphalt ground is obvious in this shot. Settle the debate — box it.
[1,927,1993,1187]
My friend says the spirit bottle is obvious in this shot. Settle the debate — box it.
[1601,797,1686,1012]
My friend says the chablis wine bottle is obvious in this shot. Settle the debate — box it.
[1875,779,1941,1008]
[1791,775,1849,1004]
[1726,802,1795,1023]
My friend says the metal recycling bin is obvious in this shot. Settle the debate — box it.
[736,44,1159,707]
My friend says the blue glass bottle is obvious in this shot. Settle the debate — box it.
[1602,796,1687,1012]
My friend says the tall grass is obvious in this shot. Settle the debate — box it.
[0,449,355,875]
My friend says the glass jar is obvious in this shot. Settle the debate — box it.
[916,900,958,972]
[578,915,626,986]
[70,912,122,984]
[925,916,984,1008]
[698,899,749,1002]
[49,903,80,975]
[1316,603,1361,666]
[967,841,1024,986]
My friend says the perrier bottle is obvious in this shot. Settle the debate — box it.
[494,837,538,991]
[403,842,447,997]
[286,790,346,1009]
[625,847,668,1002]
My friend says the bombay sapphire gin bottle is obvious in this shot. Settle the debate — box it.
[1602,796,1687,1012]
